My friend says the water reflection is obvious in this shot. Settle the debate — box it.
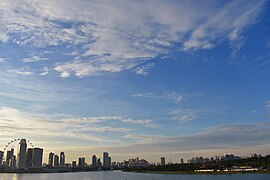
[0,171,269,180]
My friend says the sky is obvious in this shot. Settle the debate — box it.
[0,0,270,164]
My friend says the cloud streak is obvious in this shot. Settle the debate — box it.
[0,0,265,77]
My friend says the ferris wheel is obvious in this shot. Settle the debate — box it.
[3,138,34,153]
[2,138,35,166]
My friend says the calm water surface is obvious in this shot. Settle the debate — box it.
[0,171,269,180]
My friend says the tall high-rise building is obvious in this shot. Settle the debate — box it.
[54,155,59,167]
[72,161,77,167]
[17,139,27,169]
[161,157,165,166]
[60,152,65,167]
[32,148,43,168]
[0,151,3,166]
[6,149,14,166]
[78,157,85,167]
[103,152,111,168]
[97,158,102,167]
[26,148,34,167]
[48,152,54,167]
[10,155,17,168]
[92,155,97,167]
[180,158,184,164]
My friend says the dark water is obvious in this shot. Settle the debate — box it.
[0,171,269,180]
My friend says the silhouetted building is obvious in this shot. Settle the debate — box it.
[161,157,165,166]
[26,148,34,167]
[17,139,27,168]
[48,152,54,167]
[54,155,59,167]
[72,161,77,167]
[180,158,184,164]
[10,155,16,168]
[32,148,43,168]
[103,152,111,168]
[92,155,97,167]
[97,158,102,167]
[0,151,3,166]
[78,157,85,167]
[6,149,14,166]
[60,152,65,167]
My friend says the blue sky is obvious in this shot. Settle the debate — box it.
[0,0,270,163]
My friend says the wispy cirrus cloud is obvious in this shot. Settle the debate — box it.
[169,108,198,123]
[7,67,34,76]
[134,63,155,76]
[21,55,48,63]
[0,0,265,77]
[132,91,186,104]
[117,123,270,154]
[0,106,160,148]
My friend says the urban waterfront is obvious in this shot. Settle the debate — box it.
[0,171,270,180]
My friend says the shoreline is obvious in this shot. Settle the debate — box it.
[123,170,270,175]
[0,169,270,175]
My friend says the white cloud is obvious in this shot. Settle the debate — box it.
[0,0,265,77]
[169,108,197,123]
[0,57,6,63]
[181,0,264,51]
[135,63,155,76]
[0,106,160,148]
[21,55,48,63]
[39,67,49,76]
[7,67,34,76]
[132,91,183,104]
[266,101,270,109]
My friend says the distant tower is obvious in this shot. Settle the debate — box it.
[54,155,59,167]
[180,158,184,164]
[92,155,97,167]
[60,152,65,167]
[97,158,102,168]
[26,148,34,167]
[103,152,111,168]
[10,155,16,168]
[6,149,14,166]
[78,157,85,167]
[17,139,27,169]
[32,148,43,168]
[48,152,54,167]
[161,157,165,166]
[0,151,3,166]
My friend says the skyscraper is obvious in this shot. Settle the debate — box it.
[60,152,65,167]
[32,148,43,168]
[103,152,111,168]
[26,148,34,167]
[6,148,14,166]
[48,152,54,167]
[17,139,27,169]
[180,158,184,164]
[78,157,85,167]
[161,157,165,166]
[54,155,59,167]
[10,155,16,168]
[0,151,3,166]
[92,155,97,167]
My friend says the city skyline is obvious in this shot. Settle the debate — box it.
[0,0,270,163]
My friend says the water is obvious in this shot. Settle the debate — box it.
[0,171,269,180]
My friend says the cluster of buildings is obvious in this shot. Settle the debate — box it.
[0,138,265,171]
[47,151,111,169]
[159,157,184,166]
[187,153,241,164]
[0,139,43,169]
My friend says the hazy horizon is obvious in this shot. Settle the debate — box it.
[0,0,270,164]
